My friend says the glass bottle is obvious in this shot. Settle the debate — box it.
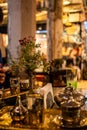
[25,93,43,125]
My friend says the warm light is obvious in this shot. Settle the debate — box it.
[36,10,47,21]
[63,0,71,5]
[42,34,46,38]
[36,11,47,17]
[2,34,8,47]
[0,2,7,7]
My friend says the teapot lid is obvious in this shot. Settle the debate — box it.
[61,96,81,108]
[64,85,74,93]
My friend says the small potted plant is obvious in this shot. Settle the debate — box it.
[18,36,42,92]
[9,36,50,92]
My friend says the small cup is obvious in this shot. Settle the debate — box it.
[10,77,20,95]
[20,79,29,91]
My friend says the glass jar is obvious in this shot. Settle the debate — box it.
[10,77,20,95]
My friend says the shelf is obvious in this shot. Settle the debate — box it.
[64,3,82,7]
[0,89,28,100]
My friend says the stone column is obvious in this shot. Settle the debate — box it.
[8,0,36,60]
[47,0,63,60]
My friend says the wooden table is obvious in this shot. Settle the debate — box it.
[0,108,86,130]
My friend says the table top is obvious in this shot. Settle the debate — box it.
[0,107,87,130]
[0,83,87,129]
